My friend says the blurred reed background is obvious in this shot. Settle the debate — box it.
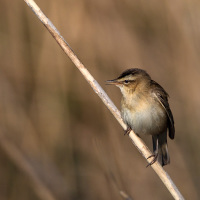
[0,0,200,199]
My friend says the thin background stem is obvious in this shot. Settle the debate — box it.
[24,0,184,199]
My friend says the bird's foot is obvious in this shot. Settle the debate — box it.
[124,126,131,135]
[146,153,158,167]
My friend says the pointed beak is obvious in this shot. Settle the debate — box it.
[106,79,121,85]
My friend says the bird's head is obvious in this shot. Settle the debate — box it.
[106,68,151,96]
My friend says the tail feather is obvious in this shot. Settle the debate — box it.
[152,131,170,166]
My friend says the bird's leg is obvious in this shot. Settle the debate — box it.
[124,126,132,135]
[146,139,159,167]
[146,153,158,167]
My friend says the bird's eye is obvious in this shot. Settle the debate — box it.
[124,80,129,84]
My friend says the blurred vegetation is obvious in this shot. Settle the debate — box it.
[0,0,200,199]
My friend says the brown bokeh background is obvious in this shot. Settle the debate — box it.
[0,0,200,199]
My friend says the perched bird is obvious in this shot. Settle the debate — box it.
[106,68,175,166]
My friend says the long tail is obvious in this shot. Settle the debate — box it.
[152,131,170,166]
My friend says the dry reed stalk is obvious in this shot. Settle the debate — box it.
[23,0,184,199]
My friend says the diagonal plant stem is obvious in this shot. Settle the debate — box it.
[24,0,184,199]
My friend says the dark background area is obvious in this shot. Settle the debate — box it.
[0,0,200,199]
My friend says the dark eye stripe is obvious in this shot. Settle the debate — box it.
[124,80,135,84]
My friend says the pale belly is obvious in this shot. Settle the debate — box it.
[121,102,167,136]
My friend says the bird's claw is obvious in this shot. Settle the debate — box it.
[124,126,131,135]
[146,153,158,167]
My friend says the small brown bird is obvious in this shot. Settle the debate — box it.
[107,68,175,166]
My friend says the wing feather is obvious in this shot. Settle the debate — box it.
[151,80,175,139]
